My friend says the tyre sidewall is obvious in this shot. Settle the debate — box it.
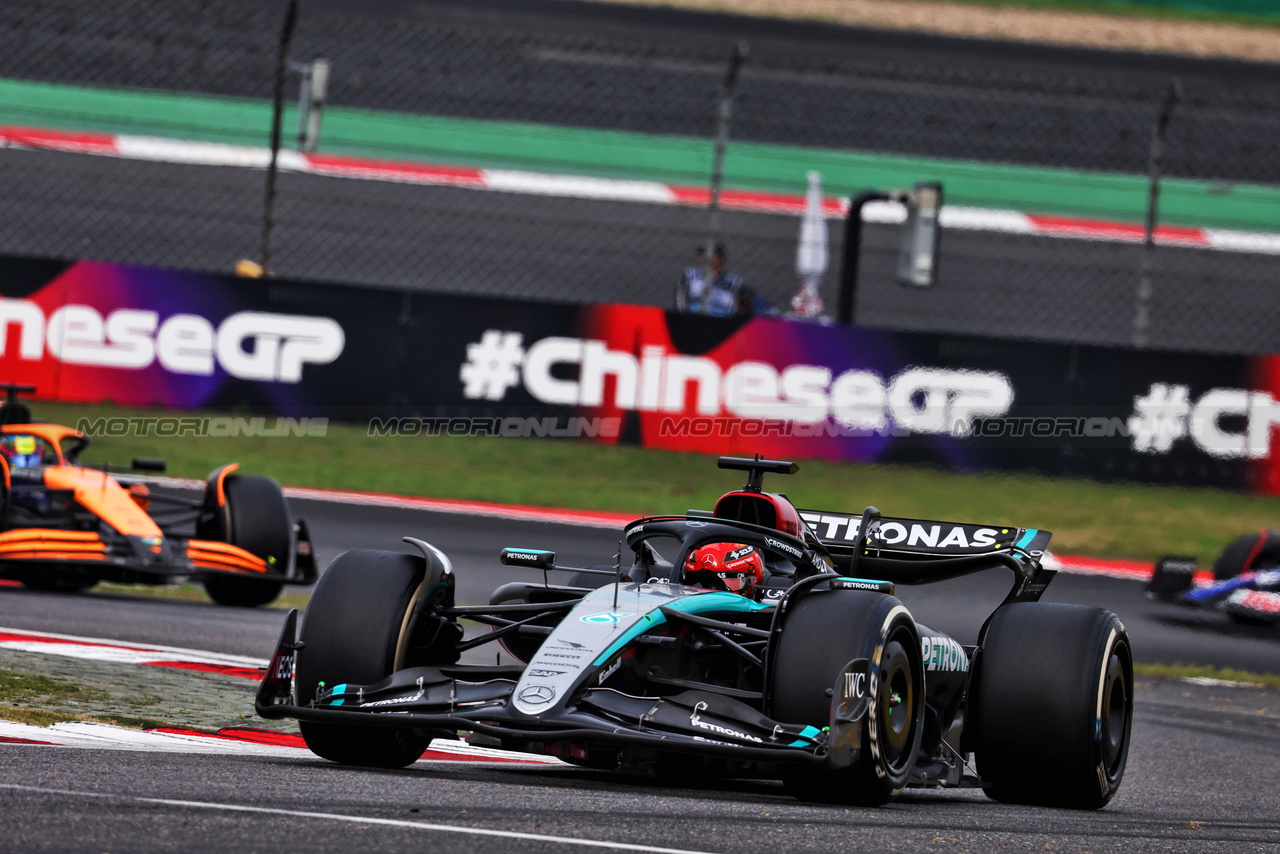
[223,474,292,571]
[973,603,1133,809]
[769,589,924,804]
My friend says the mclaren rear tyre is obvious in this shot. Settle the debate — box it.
[771,589,924,806]
[296,550,436,769]
[202,474,291,607]
[971,603,1132,810]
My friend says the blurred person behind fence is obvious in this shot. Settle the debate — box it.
[675,243,748,316]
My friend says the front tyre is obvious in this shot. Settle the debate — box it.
[204,575,283,607]
[296,550,434,768]
[201,474,291,607]
[770,590,924,806]
[19,566,98,593]
[971,603,1133,809]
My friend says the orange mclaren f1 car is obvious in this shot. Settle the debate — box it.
[0,385,315,606]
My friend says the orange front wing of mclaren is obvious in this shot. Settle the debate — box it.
[0,528,267,576]
[184,540,269,575]
[0,529,107,562]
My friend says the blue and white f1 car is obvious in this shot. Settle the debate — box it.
[257,455,1132,809]
[1148,530,1280,625]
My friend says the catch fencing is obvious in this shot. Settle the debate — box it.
[2,0,1280,353]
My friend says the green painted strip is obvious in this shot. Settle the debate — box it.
[1098,0,1280,14]
[2,77,1278,232]
[965,0,1280,21]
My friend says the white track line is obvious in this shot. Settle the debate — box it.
[0,783,715,853]
[139,476,1164,577]
[0,625,266,669]
[0,720,560,763]
[0,721,298,756]
[139,475,633,528]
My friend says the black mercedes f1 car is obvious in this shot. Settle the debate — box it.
[258,455,1132,809]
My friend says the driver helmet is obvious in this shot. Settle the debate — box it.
[2,434,42,468]
[683,542,764,596]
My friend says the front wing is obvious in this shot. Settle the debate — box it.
[0,527,277,581]
[256,611,834,765]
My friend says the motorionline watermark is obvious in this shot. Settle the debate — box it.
[963,416,1133,439]
[75,417,329,438]
[653,415,1136,440]
[367,416,621,439]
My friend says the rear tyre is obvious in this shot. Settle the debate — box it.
[296,550,433,768]
[1212,531,1280,625]
[972,603,1132,810]
[201,474,291,607]
[771,590,924,806]
[1213,530,1280,581]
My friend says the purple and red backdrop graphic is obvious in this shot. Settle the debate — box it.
[2,255,1278,493]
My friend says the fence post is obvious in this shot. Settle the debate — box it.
[1133,79,1182,349]
[837,190,890,325]
[294,58,329,153]
[261,0,300,278]
[700,40,748,314]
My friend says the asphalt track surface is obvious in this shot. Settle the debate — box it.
[2,496,1279,851]
[4,147,1278,355]
[1,495,1278,671]
[1,694,1278,854]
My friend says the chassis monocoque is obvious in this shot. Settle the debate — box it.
[258,456,1133,808]
[0,385,316,606]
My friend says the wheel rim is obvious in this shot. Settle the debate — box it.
[878,638,916,769]
[1101,647,1129,775]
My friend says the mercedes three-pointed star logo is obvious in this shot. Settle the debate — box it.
[518,684,556,705]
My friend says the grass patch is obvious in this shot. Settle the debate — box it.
[1134,662,1280,689]
[92,713,175,730]
[0,669,109,704]
[0,704,180,730]
[36,400,1280,566]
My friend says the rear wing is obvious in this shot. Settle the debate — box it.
[798,509,1052,561]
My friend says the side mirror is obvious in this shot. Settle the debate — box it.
[897,181,942,287]
[131,457,167,473]
[499,548,556,570]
